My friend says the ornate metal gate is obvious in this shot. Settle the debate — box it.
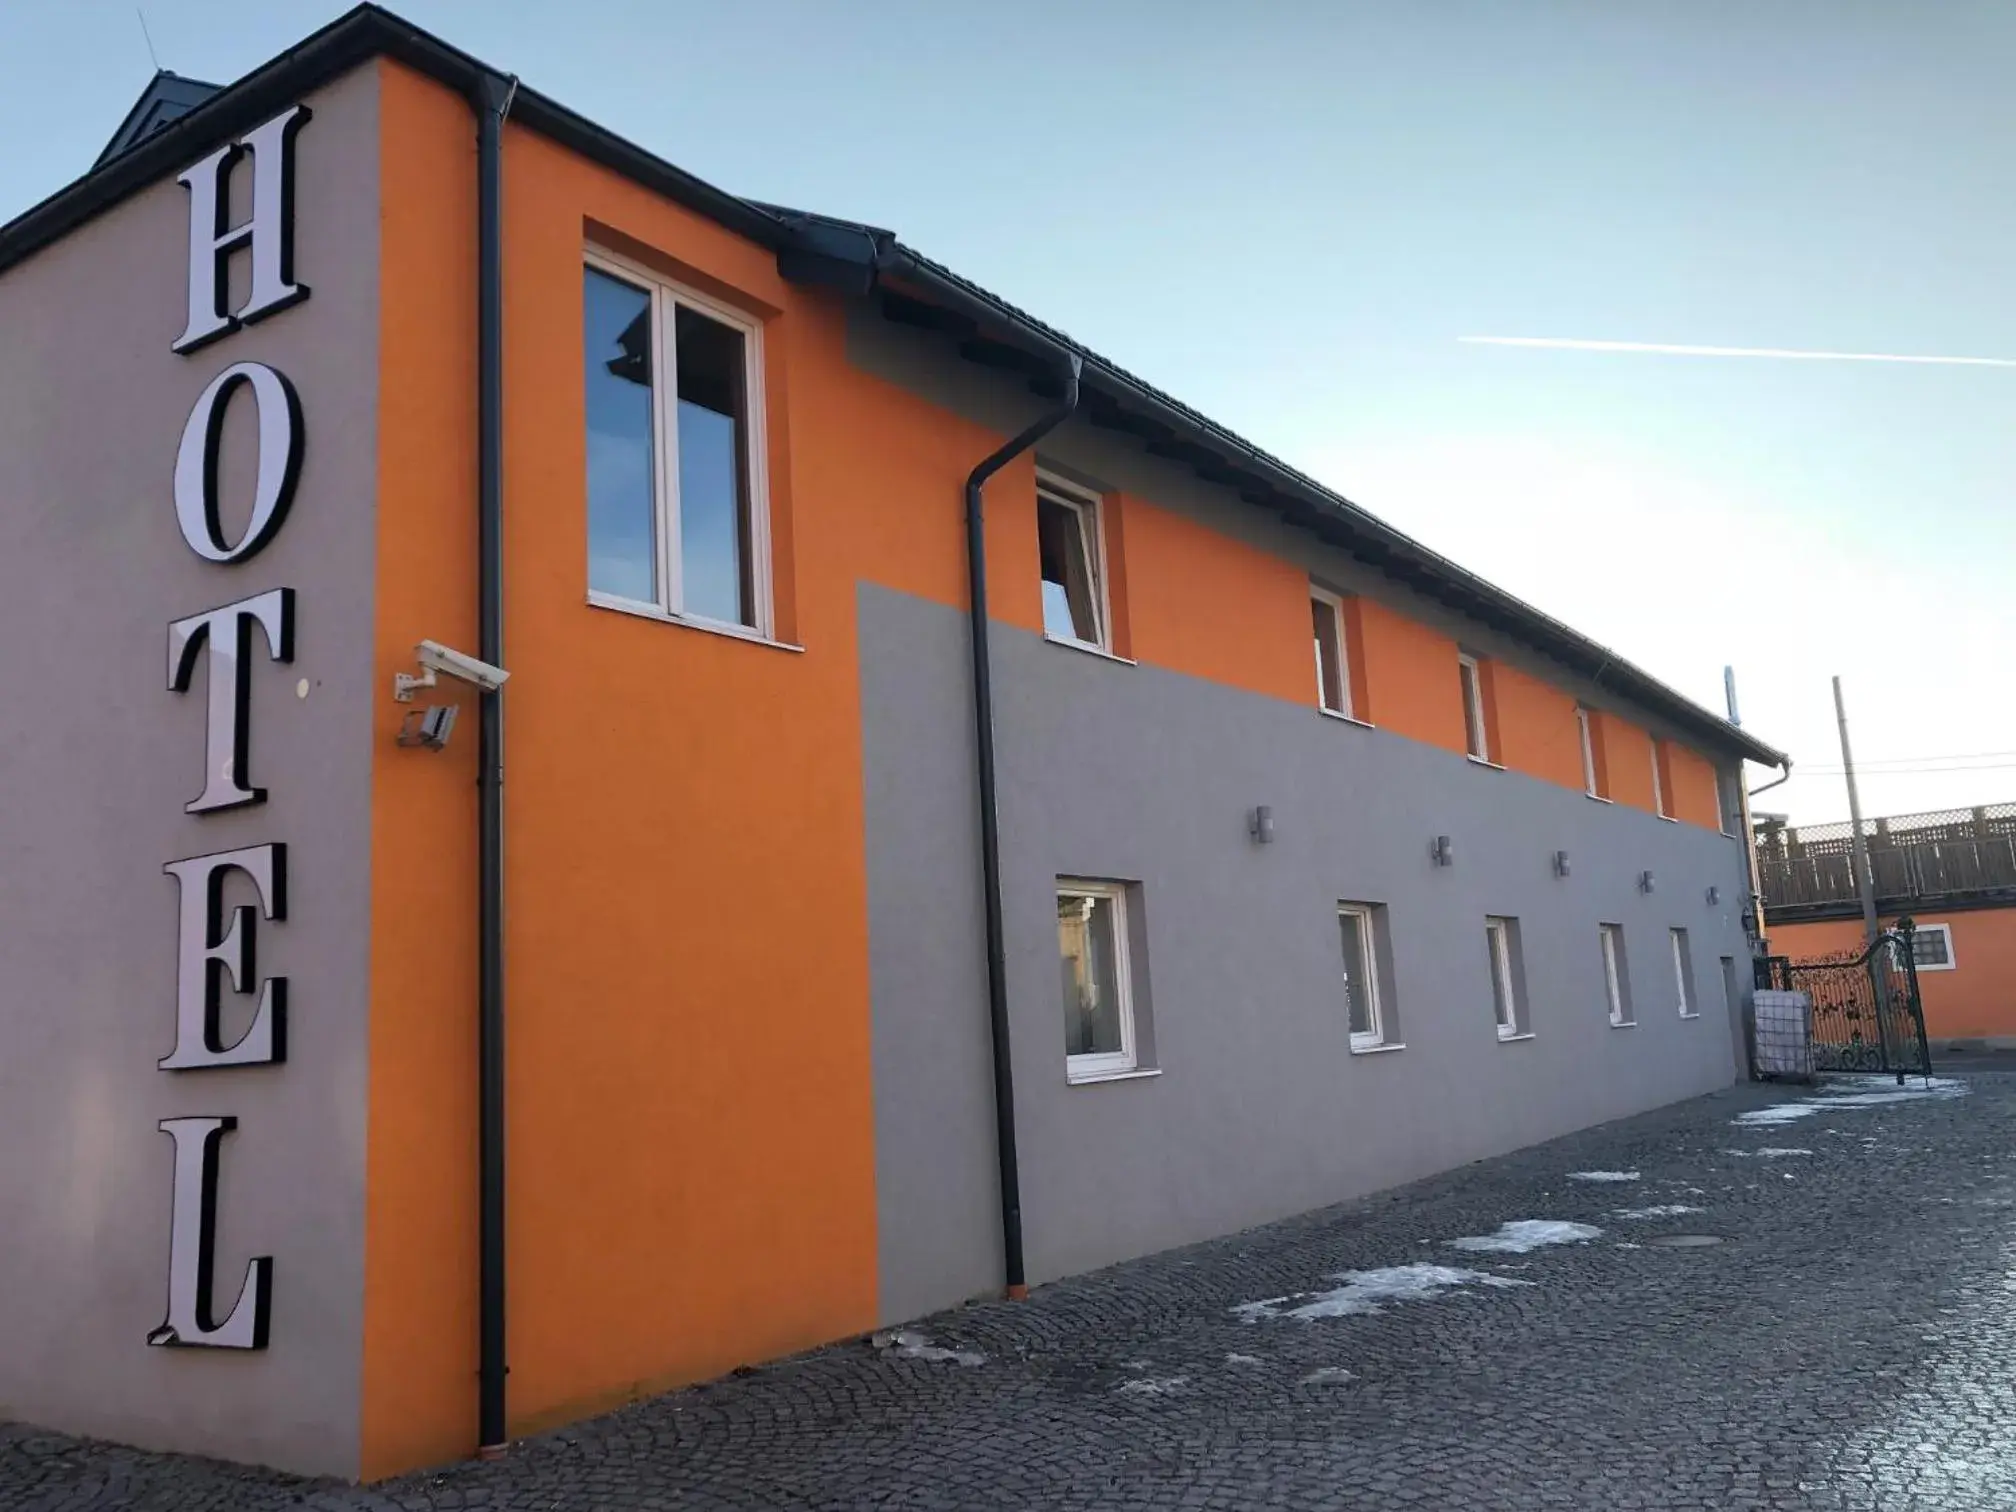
[1762,921,1933,1081]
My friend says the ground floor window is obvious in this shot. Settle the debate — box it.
[1486,916,1526,1039]
[1601,923,1632,1026]
[1337,903,1392,1050]
[1671,927,1698,1017]
[1058,880,1137,1080]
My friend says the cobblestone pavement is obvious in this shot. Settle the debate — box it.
[9,1071,2016,1510]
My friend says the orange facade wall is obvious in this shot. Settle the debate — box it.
[364,62,893,1471]
[1354,597,1468,754]
[1119,491,1311,704]
[1667,743,1724,831]
[1603,714,1659,814]
[362,62,480,1477]
[1491,661,1585,792]
[1770,910,2016,1042]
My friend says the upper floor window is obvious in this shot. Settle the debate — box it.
[1651,738,1674,818]
[1458,653,1491,762]
[1312,588,1351,717]
[583,254,769,632]
[1577,706,1609,799]
[1716,768,1741,835]
[1036,477,1108,651]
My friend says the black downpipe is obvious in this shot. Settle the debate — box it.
[963,360,1083,1297]
[475,71,512,1456]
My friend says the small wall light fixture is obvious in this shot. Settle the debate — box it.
[1705,884,1721,906]
[1248,805,1275,845]
[1638,869,1657,894]
[1552,849,1571,879]
[1430,834,1455,868]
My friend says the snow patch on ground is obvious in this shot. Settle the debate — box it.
[1447,1219,1603,1253]
[1300,1366,1356,1385]
[1224,1353,1265,1367]
[1118,1376,1189,1396]
[1725,1147,1813,1158]
[1733,1078,1968,1127]
[1612,1204,1705,1220]
[872,1330,984,1367]
[1568,1170,1641,1183]
[1233,1264,1528,1322]
[1733,1104,1817,1127]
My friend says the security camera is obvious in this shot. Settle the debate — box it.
[393,639,510,702]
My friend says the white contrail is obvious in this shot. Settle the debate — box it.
[1459,335,2016,368]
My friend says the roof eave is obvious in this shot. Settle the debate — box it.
[0,3,788,281]
[863,243,1786,769]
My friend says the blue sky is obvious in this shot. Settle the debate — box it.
[5,0,2012,823]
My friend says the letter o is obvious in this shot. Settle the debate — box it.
[173,362,304,564]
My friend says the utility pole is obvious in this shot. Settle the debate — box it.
[1832,675,1881,946]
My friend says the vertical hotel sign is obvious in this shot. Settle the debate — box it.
[146,105,311,1350]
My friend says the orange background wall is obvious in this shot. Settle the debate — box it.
[1770,910,2016,1041]
[360,58,1746,1476]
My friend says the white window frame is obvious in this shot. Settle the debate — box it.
[1459,652,1491,763]
[1651,738,1671,818]
[1311,587,1353,718]
[1035,473,1111,654]
[1671,927,1697,1017]
[1337,903,1386,1051]
[1486,916,1521,1039]
[1577,706,1601,798]
[1058,879,1137,1081]
[583,247,773,637]
[1908,922,1957,972]
[1600,923,1631,1026]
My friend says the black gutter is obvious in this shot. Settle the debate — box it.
[473,69,510,1457]
[963,357,1083,1298]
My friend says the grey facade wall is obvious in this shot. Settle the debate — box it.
[852,301,1758,1327]
[862,612,1754,1326]
[0,70,379,1474]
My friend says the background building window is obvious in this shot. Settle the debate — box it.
[1058,881,1137,1079]
[1486,916,1525,1038]
[584,257,767,631]
[1459,653,1491,762]
[1337,903,1391,1050]
[1601,923,1632,1026]
[1671,927,1698,1016]
[1312,590,1350,716]
[1037,481,1107,649]
[1909,923,1956,970]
